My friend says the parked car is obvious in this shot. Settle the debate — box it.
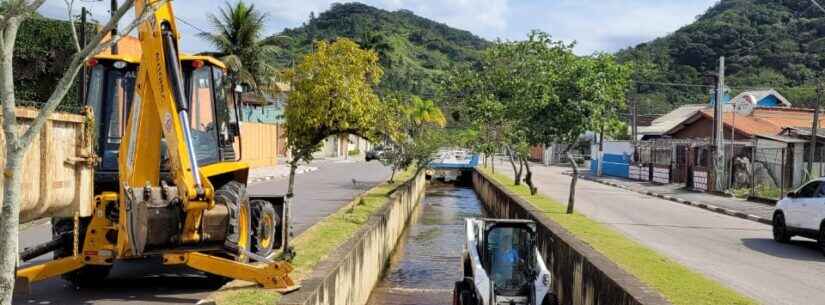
[365,145,391,162]
[773,178,825,254]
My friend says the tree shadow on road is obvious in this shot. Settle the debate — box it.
[741,238,825,262]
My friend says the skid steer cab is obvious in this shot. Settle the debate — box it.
[16,25,295,292]
[454,218,557,305]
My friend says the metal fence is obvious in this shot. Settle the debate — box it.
[747,147,787,201]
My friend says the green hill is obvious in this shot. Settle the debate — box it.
[267,2,490,98]
[617,0,825,113]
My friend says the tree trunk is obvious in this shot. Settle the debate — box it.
[389,167,397,183]
[491,152,495,174]
[567,153,579,214]
[522,157,537,195]
[506,147,522,185]
[0,16,23,305]
[0,152,24,305]
[282,157,299,257]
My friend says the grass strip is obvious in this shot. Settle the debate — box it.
[215,168,417,305]
[478,166,757,305]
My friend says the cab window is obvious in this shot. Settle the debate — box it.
[86,63,136,149]
[87,65,105,138]
[485,226,532,296]
[187,66,219,165]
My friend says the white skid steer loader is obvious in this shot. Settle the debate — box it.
[454,218,558,305]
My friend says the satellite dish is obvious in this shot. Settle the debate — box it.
[735,94,756,116]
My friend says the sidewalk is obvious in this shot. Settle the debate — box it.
[580,169,775,225]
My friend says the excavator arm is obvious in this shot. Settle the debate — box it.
[118,0,214,252]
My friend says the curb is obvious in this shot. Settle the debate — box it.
[582,176,772,226]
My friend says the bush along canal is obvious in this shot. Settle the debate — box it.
[366,182,485,305]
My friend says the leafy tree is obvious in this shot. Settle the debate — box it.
[444,30,630,210]
[378,93,446,182]
[200,1,280,94]
[282,37,382,251]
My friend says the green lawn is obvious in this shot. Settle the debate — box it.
[478,166,758,305]
[215,168,417,305]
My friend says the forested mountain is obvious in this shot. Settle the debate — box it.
[617,0,825,114]
[267,2,490,98]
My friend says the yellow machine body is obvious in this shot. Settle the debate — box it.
[16,0,296,292]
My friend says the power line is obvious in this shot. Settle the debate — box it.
[175,16,209,35]
[633,80,820,92]
[633,81,712,88]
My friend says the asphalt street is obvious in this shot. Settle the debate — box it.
[496,160,825,305]
[13,159,391,305]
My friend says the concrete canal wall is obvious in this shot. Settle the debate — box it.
[472,170,671,305]
[279,171,427,305]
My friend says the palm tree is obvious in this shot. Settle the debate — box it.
[199,1,280,94]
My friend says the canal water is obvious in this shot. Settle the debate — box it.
[366,183,485,305]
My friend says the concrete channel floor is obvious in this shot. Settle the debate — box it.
[13,159,390,305]
[495,160,825,305]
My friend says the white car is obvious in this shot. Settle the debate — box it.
[773,178,825,252]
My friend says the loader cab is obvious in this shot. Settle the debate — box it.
[86,54,242,191]
[482,221,538,299]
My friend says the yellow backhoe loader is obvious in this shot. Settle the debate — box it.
[15,0,296,293]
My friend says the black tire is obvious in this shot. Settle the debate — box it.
[773,212,791,243]
[819,223,825,257]
[541,293,559,305]
[452,281,462,305]
[251,199,278,257]
[52,218,112,287]
[216,181,252,263]
[462,255,472,277]
[453,279,477,305]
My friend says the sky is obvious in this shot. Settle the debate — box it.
[37,0,718,55]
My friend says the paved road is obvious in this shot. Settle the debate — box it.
[248,159,391,235]
[14,160,390,305]
[496,161,825,305]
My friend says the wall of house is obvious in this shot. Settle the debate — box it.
[237,122,279,168]
[591,141,633,178]
[669,117,751,140]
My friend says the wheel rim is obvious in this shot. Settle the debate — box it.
[238,204,250,262]
[258,213,274,249]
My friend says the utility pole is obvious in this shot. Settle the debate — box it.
[810,80,823,180]
[714,57,726,191]
[79,7,88,104]
[598,121,605,176]
[632,83,640,145]
[110,0,118,55]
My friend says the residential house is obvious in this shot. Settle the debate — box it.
[637,104,708,140]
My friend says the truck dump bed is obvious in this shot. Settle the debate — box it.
[0,107,95,223]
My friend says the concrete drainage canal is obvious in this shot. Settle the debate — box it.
[366,182,484,305]
[282,170,670,305]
